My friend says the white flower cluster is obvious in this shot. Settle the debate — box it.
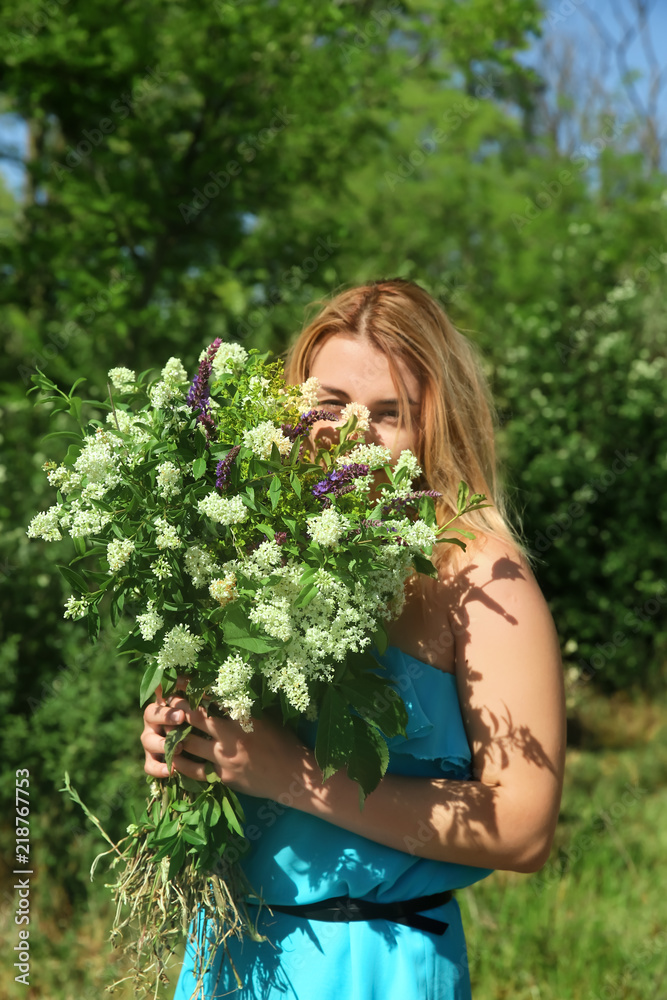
[108,367,136,392]
[210,652,254,730]
[206,342,248,380]
[136,601,164,641]
[209,572,238,607]
[107,538,135,572]
[27,505,63,541]
[338,443,392,467]
[295,376,320,410]
[63,595,90,620]
[156,624,204,670]
[306,507,350,547]
[249,598,292,641]
[154,516,181,549]
[393,518,437,550]
[151,554,173,579]
[198,492,248,525]
[247,538,283,572]
[44,464,83,495]
[340,401,371,432]
[184,545,221,588]
[155,461,181,499]
[74,429,122,498]
[242,420,292,460]
[150,357,188,409]
[229,547,413,715]
[106,409,152,445]
[395,449,422,480]
[66,501,114,538]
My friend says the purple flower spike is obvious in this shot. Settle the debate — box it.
[187,340,223,442]
[312,463,370,500]
[282,408,339,442]
[216,445,241,490]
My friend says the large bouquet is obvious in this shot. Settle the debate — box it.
[27,339,487,992]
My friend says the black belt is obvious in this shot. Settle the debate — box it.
[247,889,453,936]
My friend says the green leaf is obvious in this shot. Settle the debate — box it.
[140,663,163,706]
[412,552,438,578]
[339,670,408,740]
[221,794,244,837]
[436,536,467,550]
[192,457,207,479]
[57,564,89,595]
[315,687,355,781]
[164,724,193,771]
[223,603,281,652]
[373,623,388,655]
[293,582,320,608]
[86,606,100,643]
[457,481,470,513]
[346,716,390,800]
[167,837,186,880]
[268,475,282,510]
[289,471,302,498]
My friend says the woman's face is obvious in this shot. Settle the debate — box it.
[308,334,421,462]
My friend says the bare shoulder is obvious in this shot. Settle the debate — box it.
[437,533,566,800]
[435,533,549,628]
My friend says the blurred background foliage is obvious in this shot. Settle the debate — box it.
[0,0,665,997]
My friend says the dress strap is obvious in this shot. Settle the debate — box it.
[247,889,454,936]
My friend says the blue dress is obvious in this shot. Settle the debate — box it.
[173,646,494,999]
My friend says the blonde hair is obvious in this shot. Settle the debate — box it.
[283,278,529,571]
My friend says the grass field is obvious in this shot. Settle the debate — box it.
[2,684,666,1000]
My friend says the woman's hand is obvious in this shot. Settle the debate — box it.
[141,688,312,801]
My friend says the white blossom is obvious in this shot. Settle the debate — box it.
[209,572,238,607]
[154,516,181,549]
[249,599,293,641]
[210,652,254,731]
[105,409,152,444]
[337,443,392,468]
[393,518,437,550]
[151,554,173,579]
[27,505,63,542]
[150,357,189,409]
[198,492,248,525]
[296,376,321,410]
[63,595,90,620]
[247,539,283,572]
[156,624,204,670]
[395,449,422,480]
[136,601,164,641]
[206,342,248,380]
[306,507,350,547]
[340,401,370,432]
[108,367,136,392]
[184,545,221,587]
[44,463,83,495]
[68,502,113,538]
[107,538,135,572]
[242,421,292,460]
[156,461,181,499]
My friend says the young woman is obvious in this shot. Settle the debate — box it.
[142,278,566,999]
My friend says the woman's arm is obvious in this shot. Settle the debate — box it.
[142,538,566,874]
